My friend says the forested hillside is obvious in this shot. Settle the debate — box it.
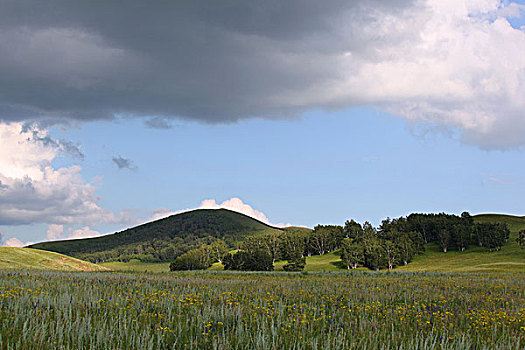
[29,209,282,263]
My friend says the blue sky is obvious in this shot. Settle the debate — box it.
[0,0,524,245]
[47,107,524,230]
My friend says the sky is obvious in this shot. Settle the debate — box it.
[0,0,525,246]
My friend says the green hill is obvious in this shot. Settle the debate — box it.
[30,209,283,263]
[0,247,110,271]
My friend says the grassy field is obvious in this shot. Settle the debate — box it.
[0,247,110,272]
[99,259,170,273]
[0,270,522,349]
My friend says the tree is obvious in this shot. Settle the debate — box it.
[383,241,399,270]
[344,220,363,241]
[473,223,508,251]
[281,230,307,260]
[340,238,364,269]
[517,230,525,248]
[222,249,273,271]
[309,225,338,255]
[453,224,470,251]
[393,232,416,265]
[170,248,210,271]
[283,256,306,271]
[262,232,283,263]
[208,240,229,263]
[438,230,451,253]
[461,211,474,225]
[363,238,386,271]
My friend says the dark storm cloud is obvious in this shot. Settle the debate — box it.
[0,0,414,123]
[112,156,138,171]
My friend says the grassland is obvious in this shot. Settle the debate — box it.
[0,270,522,349]
[99,259,170,273]
[0,247,110,272]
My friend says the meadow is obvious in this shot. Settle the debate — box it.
[0,270,523,349]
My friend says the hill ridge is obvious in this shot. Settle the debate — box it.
[29,208,283,263]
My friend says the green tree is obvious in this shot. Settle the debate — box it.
[283,256,306,271]
[170,248,210,271]
[473,223,508,251]
[393,232,416,265]
[208,240,228,263]
[308,225,343,255]
[383,241,399,270]
[363,238,386,271]
[281,230,307,260]
[222,250,273,271]
[262,232,283,263]
[517,230,525,248]
[438,230,452,253]
[340,238,364,269]
[453,224,470,251]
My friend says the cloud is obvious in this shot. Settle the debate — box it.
[198,197,272,224]
[145,117,173,129]
[148,197,290,227]
[488,176,515,185]
[0,232,33,247]
[45,224,101,241]
[0,1,523,148]
[112,156,138,171]
[0,122,116,225]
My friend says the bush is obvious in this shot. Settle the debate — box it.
[223,250,273,271]
[283,256,306,271]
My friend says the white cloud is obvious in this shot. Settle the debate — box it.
[0,232,33,247]
[0,122,115,225]
[198,197,272,224]
[67,226,101,239]
[344,0,525,149]
[45,224,101,241]
[3,237,27,247]
[46,224,64,240]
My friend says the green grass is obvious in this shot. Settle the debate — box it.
[0,247,110,271]
[98,259,170,273]
[0,270,522,349]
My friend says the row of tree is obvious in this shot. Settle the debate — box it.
[170,212,514,272]
[340,220,425,270]
[379,212,510,252]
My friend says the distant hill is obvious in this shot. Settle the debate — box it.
[0,247,110,271]
[29,209,283,263]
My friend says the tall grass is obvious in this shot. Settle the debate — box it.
[0,271,523,349]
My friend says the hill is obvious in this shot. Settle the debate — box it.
[30,209,283,263]
[0,247,110,271]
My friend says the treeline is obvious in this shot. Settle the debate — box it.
[170,212,512,272]
[170,226,344,271]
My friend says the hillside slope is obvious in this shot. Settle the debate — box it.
[395,214,525,273]
[0,247,110,271]
[30,209,283,263]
